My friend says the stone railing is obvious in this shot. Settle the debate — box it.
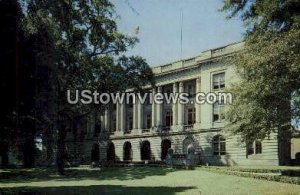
[142,129,150,133]
[162,126,171,131]
[183,124,193,131]
[124,130,131,134]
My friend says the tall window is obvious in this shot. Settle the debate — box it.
[247,140,262,155]
[110,105,117,132]
[94,122,101,137]
[164,86,173,104]
[246,142,254,155]
[145,96,151,105]
[111,113,116,132]
[128,116,133,130]
[187,107,195,125]
[213,102,225,122]
[146,113,151,129]
[165,111,173,127]
[187,83,196,97]
[213,135,226,156]
[127,97,133,131]
[255,141,262,154]
[213,72,225,90]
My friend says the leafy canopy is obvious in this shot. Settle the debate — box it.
[23,0,154,117]
[222,0,300,141]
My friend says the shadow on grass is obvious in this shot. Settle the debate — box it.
[0,185,196,195]
[0,167,180,183]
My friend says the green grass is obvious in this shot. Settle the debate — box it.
[1,166,300,194]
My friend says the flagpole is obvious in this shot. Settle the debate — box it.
[180,8,183,60]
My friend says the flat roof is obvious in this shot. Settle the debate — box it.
[151,41,244,75]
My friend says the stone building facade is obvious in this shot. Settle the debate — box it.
[66,41,290,166]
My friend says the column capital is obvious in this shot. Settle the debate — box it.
[179,81,184,88]
[172,83,178,127]
[120,102,126,133]
[152,87,156,93]
[157,86,162,93]
[173,82,178,92]
[178,82,184,92]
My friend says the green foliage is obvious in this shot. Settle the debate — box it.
[222,0,300,33]
[20,0,154,171]
[222,0,300,142]
[22,0,154,117]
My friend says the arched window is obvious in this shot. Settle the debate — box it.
[212,135,226,156]
[123,142,132,161]
[182,137,194,155]
[107,142,115,161]
[161,139,171,160]
[141,140,151,160]
[91,143,100,162]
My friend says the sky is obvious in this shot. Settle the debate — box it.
[112,0,246,67]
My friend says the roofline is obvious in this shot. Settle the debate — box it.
[151,40,244,69]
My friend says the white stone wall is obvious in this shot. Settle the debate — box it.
[70,42,281,166]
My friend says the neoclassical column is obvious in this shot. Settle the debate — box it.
[133,95,138,129]
[101,114,105,132]
[137,97,143,129]
[156,86,163,127]
[116,103,120,131]
[172,82,178,126]
[177,82,184,125]
[196,77,201,124]
[120,102,126,131]
[104,108,110,131]
[151,88,156,127]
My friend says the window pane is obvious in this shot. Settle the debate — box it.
[213,103,220,122]
[146,114,151,129]
[247,143,254,155]
[220,83,225,89]
[213,142,219,155]
[129,116,133,130]
[220,73,225,89]
[213,82,219,90]
[220,142,226,155]
[213,73,225,90]
[255,141,262,154]
[213,114,219,121]
[213,103,218,113]
[165,111,172,127]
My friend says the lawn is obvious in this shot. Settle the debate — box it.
[1,166,300,194]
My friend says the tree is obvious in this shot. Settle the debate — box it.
[22,0,154,174]
[222,0,300,164]
[0,0,40,168]
[0,0,19,167]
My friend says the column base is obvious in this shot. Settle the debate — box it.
[114,131,124,137]
[172,124,183,132]
[193,122,201,131]
[132,129,141,136]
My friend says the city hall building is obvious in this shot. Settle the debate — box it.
[66,42,290,166]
